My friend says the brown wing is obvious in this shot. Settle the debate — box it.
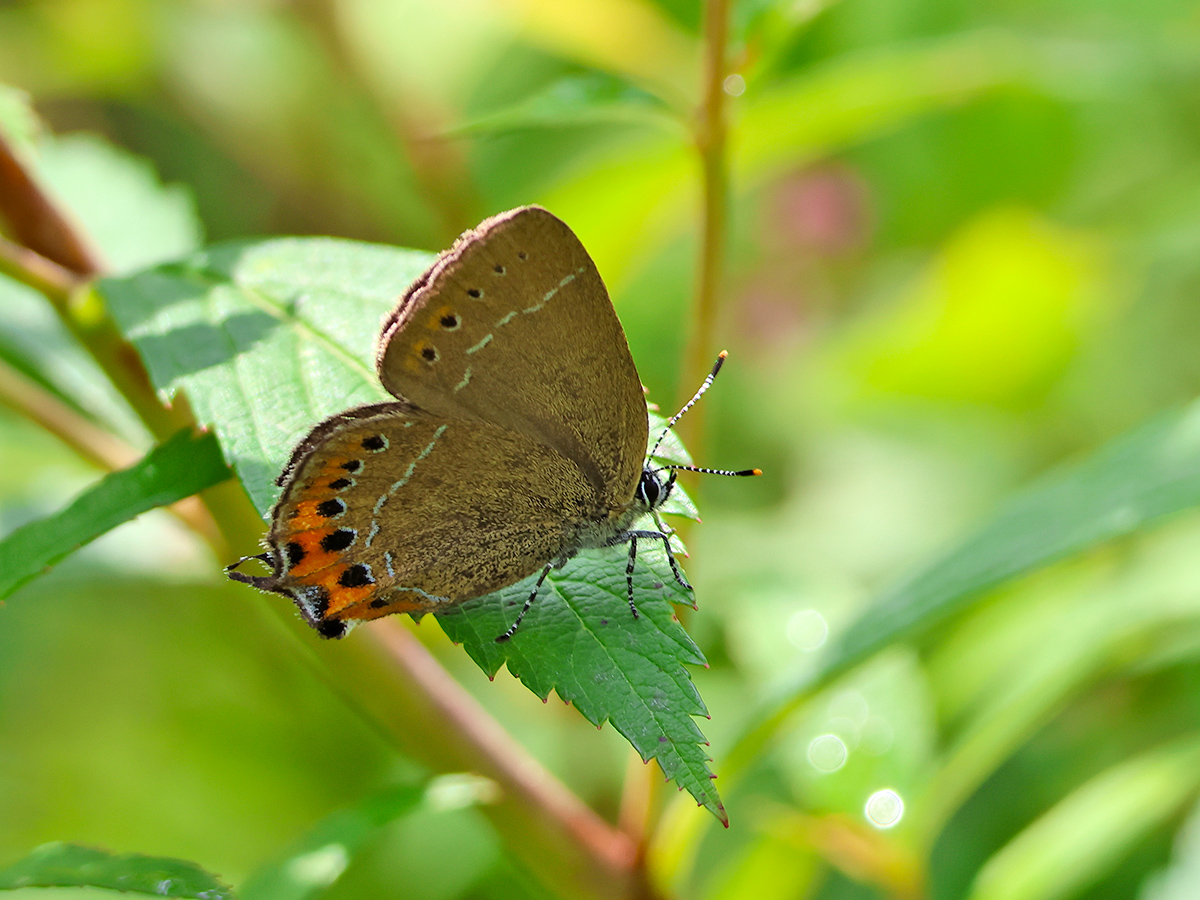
[375,206,647,512]
[255,402,595,633]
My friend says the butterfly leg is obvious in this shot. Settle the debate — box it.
[624,528,692,593]
[625,535,640,619]
[495,561,555,642]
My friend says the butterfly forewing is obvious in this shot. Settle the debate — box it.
[376,206,647,512]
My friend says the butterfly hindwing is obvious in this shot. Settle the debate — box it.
[260,403,598,632]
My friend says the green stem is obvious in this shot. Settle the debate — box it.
[679,0,732,461]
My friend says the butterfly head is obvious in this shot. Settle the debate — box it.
[634,465,676,513]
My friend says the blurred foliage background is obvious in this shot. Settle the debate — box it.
[4,0,1200,898]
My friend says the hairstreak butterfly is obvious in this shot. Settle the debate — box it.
[228,206,758,640]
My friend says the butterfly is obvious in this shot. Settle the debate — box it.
[228,206,757,639]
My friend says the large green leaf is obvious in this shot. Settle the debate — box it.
[967,736,1200,900]
[824,400,1200,685]
[0,428,230,599]
[439,535,718,821]
[0,842,234,898]
[99,238,725,822]
[728,399,1200,775]
[100,238,423,512]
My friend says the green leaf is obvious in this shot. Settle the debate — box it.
[729,398,1200,773]
[240,775,495,900]
[447,73,681,136]
[0,842,234,898]
[99,238,427,512]
[33,132,204,274]
[0,428,230,598]
[99,237,726,822]
[439,536,722,823]
[967,736,1200,900]
[828,400,1200,682]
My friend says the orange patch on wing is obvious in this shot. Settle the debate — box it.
[316,456,353,477]
[284,529,341,578]
[309,565,376,616]
[346,593,435,623]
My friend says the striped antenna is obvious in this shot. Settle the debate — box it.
[658,464,761,477]
[647,351,761,480]
[648,351,727,461]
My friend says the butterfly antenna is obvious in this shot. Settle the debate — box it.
[659,463,761,477]
[648,350,729,461]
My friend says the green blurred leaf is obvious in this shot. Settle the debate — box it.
[0,842,234,898]
[0,83,39,154]
[730,398,1200,774]
[1143,794,1200,900]
[240,775,495,900]
[447,73,681,136]
[0,428,230,599]
[732,31,1068,185]
[99,237,725,822]
[34,133,203,274]
[967,736,1200,900]
[831,400,1200,677]
[0,274,146,441]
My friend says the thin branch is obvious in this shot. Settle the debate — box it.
[0,360,140,471]
[621,0,734,851]
[0,359,227,557]
[0,235,84,303]
[364,623,652,898]
[679,0,732,461]
[0,131,105,276]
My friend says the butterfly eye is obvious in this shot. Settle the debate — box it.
[637,470,662,507]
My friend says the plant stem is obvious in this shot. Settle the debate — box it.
[0,132,105,276]
[363,622,650,900]
[620,0,735,861]
[0,236,82,302]
[679,0,733,460]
